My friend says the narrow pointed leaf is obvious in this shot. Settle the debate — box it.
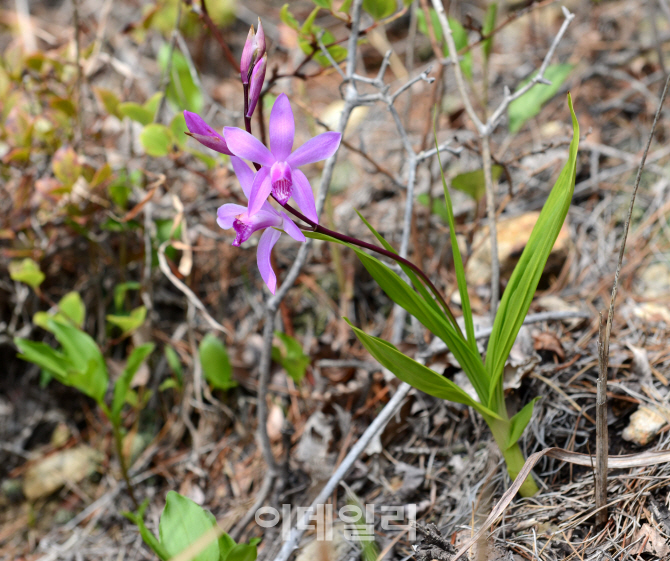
[346,320,501,420]
[306,230,490,404]
[486,94,579,403]
[111,343,155,421]
[353,209,446,321]
[507,397,540,449]
[435,131,478,355]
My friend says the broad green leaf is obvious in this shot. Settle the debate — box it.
[311,0,332,8]
[52,146,81,188]
[346,320,501,420]
[159,491,220,561]
[107,306,147,336]
[219,532,236,560]
[363,0,395,19]
[507,397,540,448]
[299,29,347,67]
[9,258,45,289]
[165,346,184,387]
[114,281,142,313]
[280,4,300,30]
[56,291,85,328]
[451,165,503,201]
[226,544,258,561]
[123,500,170,561]
[94,87,122,119]
[300,6,320,35]
[339,0,353,12]
[158,44,203,114]
[48,319,109,403]
[199,333,236,391]
[435,136,477,354]
[118,102,153,125]
[111,343,155,421]
[508,64,573,133]
[272,332,310,383]
[482,3,498,60]
[140,124,172,157]
[15,339,71,381]
[170,113,188,149]
[143,92,164,115]
[486,94,579,401]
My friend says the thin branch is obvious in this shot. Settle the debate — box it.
[157,241,230,335]
[429,0,484,133]
[273,382,413,561]
[483,6,575,136]
[596,72,670,528]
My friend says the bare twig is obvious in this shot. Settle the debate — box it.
[157,241,230,335]
[430,0,575,316]
[273,382,413,561]
[596,72,670,528]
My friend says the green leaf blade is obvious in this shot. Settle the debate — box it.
[159,491,220,561]
[486,94,580,401]
[199,333,236,391]
[346,320,500,420]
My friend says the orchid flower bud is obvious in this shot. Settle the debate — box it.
[240,19,266,85]
[246,53,266,118]
[240,25,256,85]
[255,19,266,61]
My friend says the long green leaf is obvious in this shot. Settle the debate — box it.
[353,209,446,321]
[111,343,155,421]
[307,230,491,403]
[507,397,540,449]
[435,130,478,355]
[346,320,501,420]
[486,94,579,404]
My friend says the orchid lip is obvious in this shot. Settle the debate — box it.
[270,161,293,205]
[232,216,254,246]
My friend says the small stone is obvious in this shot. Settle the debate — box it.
[22,445,102,501]
[622,406,668,446]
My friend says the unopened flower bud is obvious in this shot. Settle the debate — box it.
[240,19,266,85]
[255,19,266,61]
[246,53,266,117]
[240,25,256,84]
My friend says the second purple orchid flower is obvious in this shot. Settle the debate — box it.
[183,23,342,294]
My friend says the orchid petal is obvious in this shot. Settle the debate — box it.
[291,169,319,225]
[224,127,275,166]
[248,167,272,216]
[280,212,306,242]
[257,228,282,294]
[287,131,341,168]
[269,93,295,161]
[230,156,255,198]
[184,111,232,155]
[216,203,247,229]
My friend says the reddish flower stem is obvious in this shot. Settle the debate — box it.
[241,83,460,332]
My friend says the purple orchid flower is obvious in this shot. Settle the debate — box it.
[223,93,342,224]
[217,156,305,294]
[183,111,233,155]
